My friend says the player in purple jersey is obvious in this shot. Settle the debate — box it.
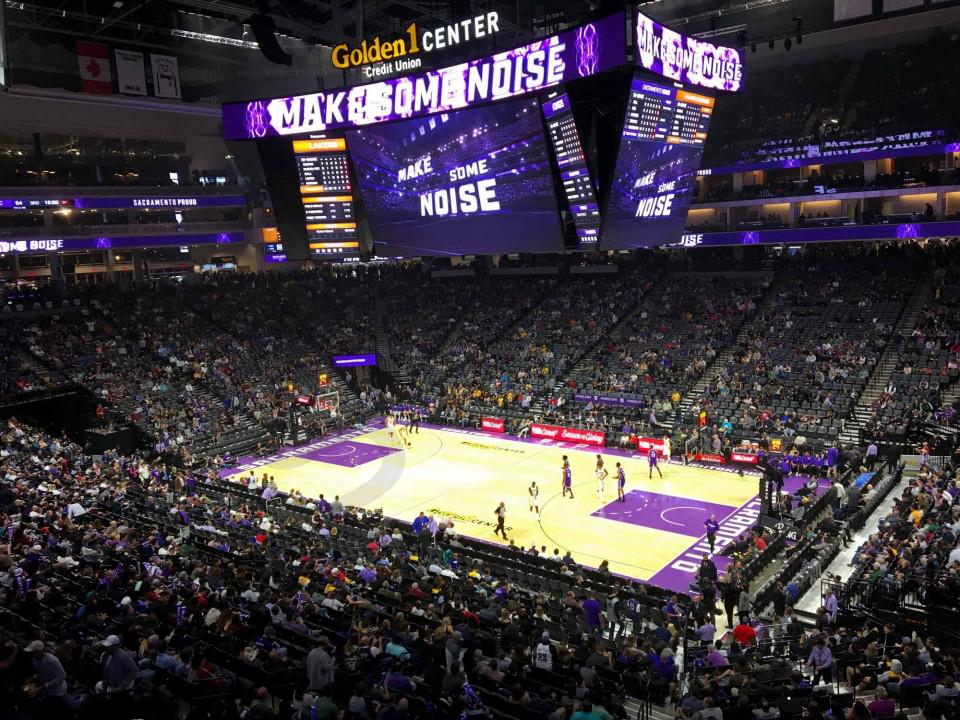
[562,455,574,498]
[616,462,626,502]
[648,447,662,478]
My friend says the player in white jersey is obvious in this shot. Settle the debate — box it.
[397,423,411,448]
[595,454,608,500]
[528,481,540,515]
[385,414,395,440]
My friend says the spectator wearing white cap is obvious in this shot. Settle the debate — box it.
[98,635,138,693]
[25,639,68,699]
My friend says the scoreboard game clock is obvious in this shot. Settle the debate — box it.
[600,75,715,250]
[541,90,601,249]
[292,138,360,258]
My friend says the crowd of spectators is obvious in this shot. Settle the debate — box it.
[843,459,960,616]
[687,251,914,447]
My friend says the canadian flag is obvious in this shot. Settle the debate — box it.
[76,41,113,95]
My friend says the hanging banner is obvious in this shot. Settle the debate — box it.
[151,53,182,99]
[115,49,147,95]
[76,40,112,95]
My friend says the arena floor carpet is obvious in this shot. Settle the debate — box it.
[221,420,792,593]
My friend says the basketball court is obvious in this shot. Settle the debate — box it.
[221,421,774,593]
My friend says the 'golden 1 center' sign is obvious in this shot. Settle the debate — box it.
[331,12,502,79]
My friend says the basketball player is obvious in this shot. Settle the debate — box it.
[595,454,608,500]
[648,446,663,478]
[410,409,420,434]
[385,413,395,442]
[494,501,508,539]
[397,423,412,448]
[562,455,574,499]
[616,462,626,502]
[529,481,540,515]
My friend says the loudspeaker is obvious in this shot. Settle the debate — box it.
[248,11,293,65]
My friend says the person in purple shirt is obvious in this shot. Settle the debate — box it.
[706,641,728,667]
[823,588,839,625]
[806,637,833,685]
[704,514,720,554]
[562,456,574,499]
[826,444,840,478]
[582,593,603,638]
[648,447,662,479]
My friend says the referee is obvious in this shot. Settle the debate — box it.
[494,502,508,539]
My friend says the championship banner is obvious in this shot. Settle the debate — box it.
[530,423,605,446]
[481,417,505,433]
[115,49,146,95]
[731,451,759,465]
[222,12,625,139]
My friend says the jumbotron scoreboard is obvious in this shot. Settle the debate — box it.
[227,9,744,260]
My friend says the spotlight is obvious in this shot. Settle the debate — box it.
[784,37,792,51]
[768,39,775,50]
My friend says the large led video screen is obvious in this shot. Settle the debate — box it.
[601,76,714,250]
[349,97,564,256]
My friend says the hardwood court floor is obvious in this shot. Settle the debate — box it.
[222,424,757,584]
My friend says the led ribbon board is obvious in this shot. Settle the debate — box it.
[634,11,744,93]
[222,13,625,140]
[332,354,377,367]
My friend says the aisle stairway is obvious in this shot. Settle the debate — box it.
[677,271,785,419]
[838,275,932,446]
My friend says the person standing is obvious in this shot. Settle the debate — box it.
[306,636,335,691]
[582,593,604,639]
[704,514,720,554]
[806,637,833,685]
[410,409,420,434]
[865,442,878,470]
[99,635,137,694]
[616,462,626,502]
[494,502,508,539]
[562,455,574,499]
[722,580,740,629]
[528,481,540,516]
[595,455,608,500]
[648,446,663,479]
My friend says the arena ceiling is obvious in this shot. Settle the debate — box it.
[5,0,955,59]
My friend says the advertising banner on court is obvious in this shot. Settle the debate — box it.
[695,452,725,464]
[481,417,505,433]
[731,451,759,465]
[530,423,605,446]
[635,436,669,453]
